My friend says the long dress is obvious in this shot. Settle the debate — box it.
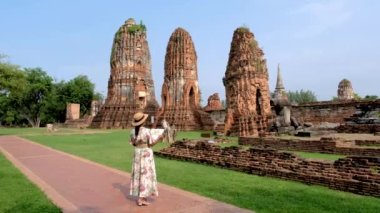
[129,127,164,197]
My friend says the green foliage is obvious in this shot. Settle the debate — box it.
[93,92,104,101]
[363,95,379,101]
[0,56,25,95]
[38,75,98,124]
[127,20,147,34]
[0,153,61,212]
[353,93,362,100]
[236,26,250,33]
[20,130,380,213]
[287,89,317,104]
[11,68,55,127]
[332,94,378,101]
[61,75,96,116]
[0,56,101,126]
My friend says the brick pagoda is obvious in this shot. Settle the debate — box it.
[91,18,158,128]
[156,28,202,130]
[204,93,223,112]
[337,79,354,100]
[223,27,271,136]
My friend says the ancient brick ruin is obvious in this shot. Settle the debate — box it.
[337,79,354,100]
[66,103,80,120]
[271,64,291,129]
[239,136,380,157]
[223,27,271,136]
[90,100,101,117]
[204,93,223,112]
[86,19,379,138]
[156,28,202,130]
[204,93,226,131]
[91,18,158,128]
[156,141,380,197]
[291,99,380,132]
[65,103,95,128]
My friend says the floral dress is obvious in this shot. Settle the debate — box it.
[129,127,164,198]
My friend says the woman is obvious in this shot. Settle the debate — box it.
[129,112,165,206]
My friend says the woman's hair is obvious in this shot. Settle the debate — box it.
[135,125,141,137]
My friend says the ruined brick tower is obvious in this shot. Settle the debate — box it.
[337,79,354,100]
[91,18,158,128]
[156,28,202,130]
[223,27,271,136]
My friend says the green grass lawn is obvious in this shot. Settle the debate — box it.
[0,126,112,136]
[1,128,380,212]
[8,128,376,213]
[0,153,61,213]
[217,141,345,161]
[0,127,47,136]
[289,151,346,161]
[360,145,380,148]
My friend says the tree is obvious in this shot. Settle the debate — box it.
[0,57,27,126]
[353,93,362,100]
[1,55,103,126]
[61,75,96,116]
[93,92,104,101]
[287,90,317,104]
[363,95,378,101]
[12,68,54,127]
[41,80,67,123]
[0,56,25,95]
[41,75,99,124]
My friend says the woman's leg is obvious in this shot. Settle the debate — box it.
[142,197,150,204]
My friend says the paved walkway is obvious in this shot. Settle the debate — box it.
[0,136,252,213]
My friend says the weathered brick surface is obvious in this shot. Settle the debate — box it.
[291,101,356,124]
[223,27,271,137]
[156,141,380,197]
[91,18,158,128]
[239,137,380,157]
[204,93,223,112]
[355,139,380,146]
[157,28,202,130]
[336,124,380,133]
[337,79,354,100]
[291,99,380,125]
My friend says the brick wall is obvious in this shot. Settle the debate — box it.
[291,101,356,124]
[291,99,380,125]
[335,124,380,133]
[355,139,380,146]
[239,137,380,157]
[156,141,380,197]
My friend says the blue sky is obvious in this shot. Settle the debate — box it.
[1,0,379,104]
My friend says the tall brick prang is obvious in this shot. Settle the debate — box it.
[223,27,271,136]
[157,28,202,130]
[91,18,158,128]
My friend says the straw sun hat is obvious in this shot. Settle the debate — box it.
[132,112,149,126]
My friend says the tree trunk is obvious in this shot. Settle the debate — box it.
[22,114,36,127]
[36,117,41,128]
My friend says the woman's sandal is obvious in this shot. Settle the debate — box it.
[137,200,150,206]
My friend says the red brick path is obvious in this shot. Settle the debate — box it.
[0,136,252,213]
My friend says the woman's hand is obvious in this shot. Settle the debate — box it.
[130,138,137,146]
